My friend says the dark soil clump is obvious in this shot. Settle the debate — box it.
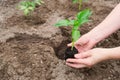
[65,47,78,60]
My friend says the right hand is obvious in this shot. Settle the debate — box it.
[68,33,98,52]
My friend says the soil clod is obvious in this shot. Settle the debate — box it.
[65,47,78,60]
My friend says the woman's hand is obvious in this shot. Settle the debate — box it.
[66,48,112,68]
[68,3,120,53]
[66,3,120,68]
[68,32,99,52]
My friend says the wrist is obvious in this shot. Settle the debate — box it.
[92,48,112,63]
[88,24,114,44]
[87,29,105,44]
[103,49,114,60]
[108,47,120,59]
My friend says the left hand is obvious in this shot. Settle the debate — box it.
[66,48,111,68]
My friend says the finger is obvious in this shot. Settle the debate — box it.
[67,43,72,47]
[75,59,92,67]
[83,41,96,51]
[66,58,92,67]
[75,52,91,59]
[75,37,89,46]
[66,62,87,68]
[74,40,89,53]
[66,59,80,63]
[76,47,86,53]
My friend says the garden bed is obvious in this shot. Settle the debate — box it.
[0,0,120,80]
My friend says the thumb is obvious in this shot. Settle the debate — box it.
[75,37,89,46]
[83,40,96,51]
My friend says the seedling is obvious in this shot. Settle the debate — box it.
[72,0,87,10]
[55,9,91,50]
[18,0,44,15]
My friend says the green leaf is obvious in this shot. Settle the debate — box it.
[19,6,27,10]
[55,20,74,27]
[31,2,36,7]
[19,1,36,15]
[20,1,26,5]
[72,0,88,3]
[77,9,92,20]
[54,9,91,44]
[72,30,80,42]
[69,20,75,25]
[54,20,69,27]
[72,0,78,3]
[75,9,92,26]
[28,7,33,10]
[78,19,90,25]
[24,9,29,15]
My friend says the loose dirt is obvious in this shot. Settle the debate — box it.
[0,0,120,80]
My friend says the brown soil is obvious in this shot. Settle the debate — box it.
[0,0,120,80]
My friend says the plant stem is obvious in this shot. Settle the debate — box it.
[71,42,74,50]
[79,0,82,10]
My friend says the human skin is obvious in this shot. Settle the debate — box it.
[66,47,120,68]
[66,3,120,68]
[68,3,120,52]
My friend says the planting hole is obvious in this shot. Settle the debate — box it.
[54,40,71,60]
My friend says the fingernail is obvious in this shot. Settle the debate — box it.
[67,44,71,47]
[74,54,78,58]
[66,59,69,62]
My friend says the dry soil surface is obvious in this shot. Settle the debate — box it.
[0,0,120,80]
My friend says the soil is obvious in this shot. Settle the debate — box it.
[65,47,78,60]
[0,0,120,80]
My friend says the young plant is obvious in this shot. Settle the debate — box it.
[55,9,91,50]
[72,0,87,10]
[18,0,44,16]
